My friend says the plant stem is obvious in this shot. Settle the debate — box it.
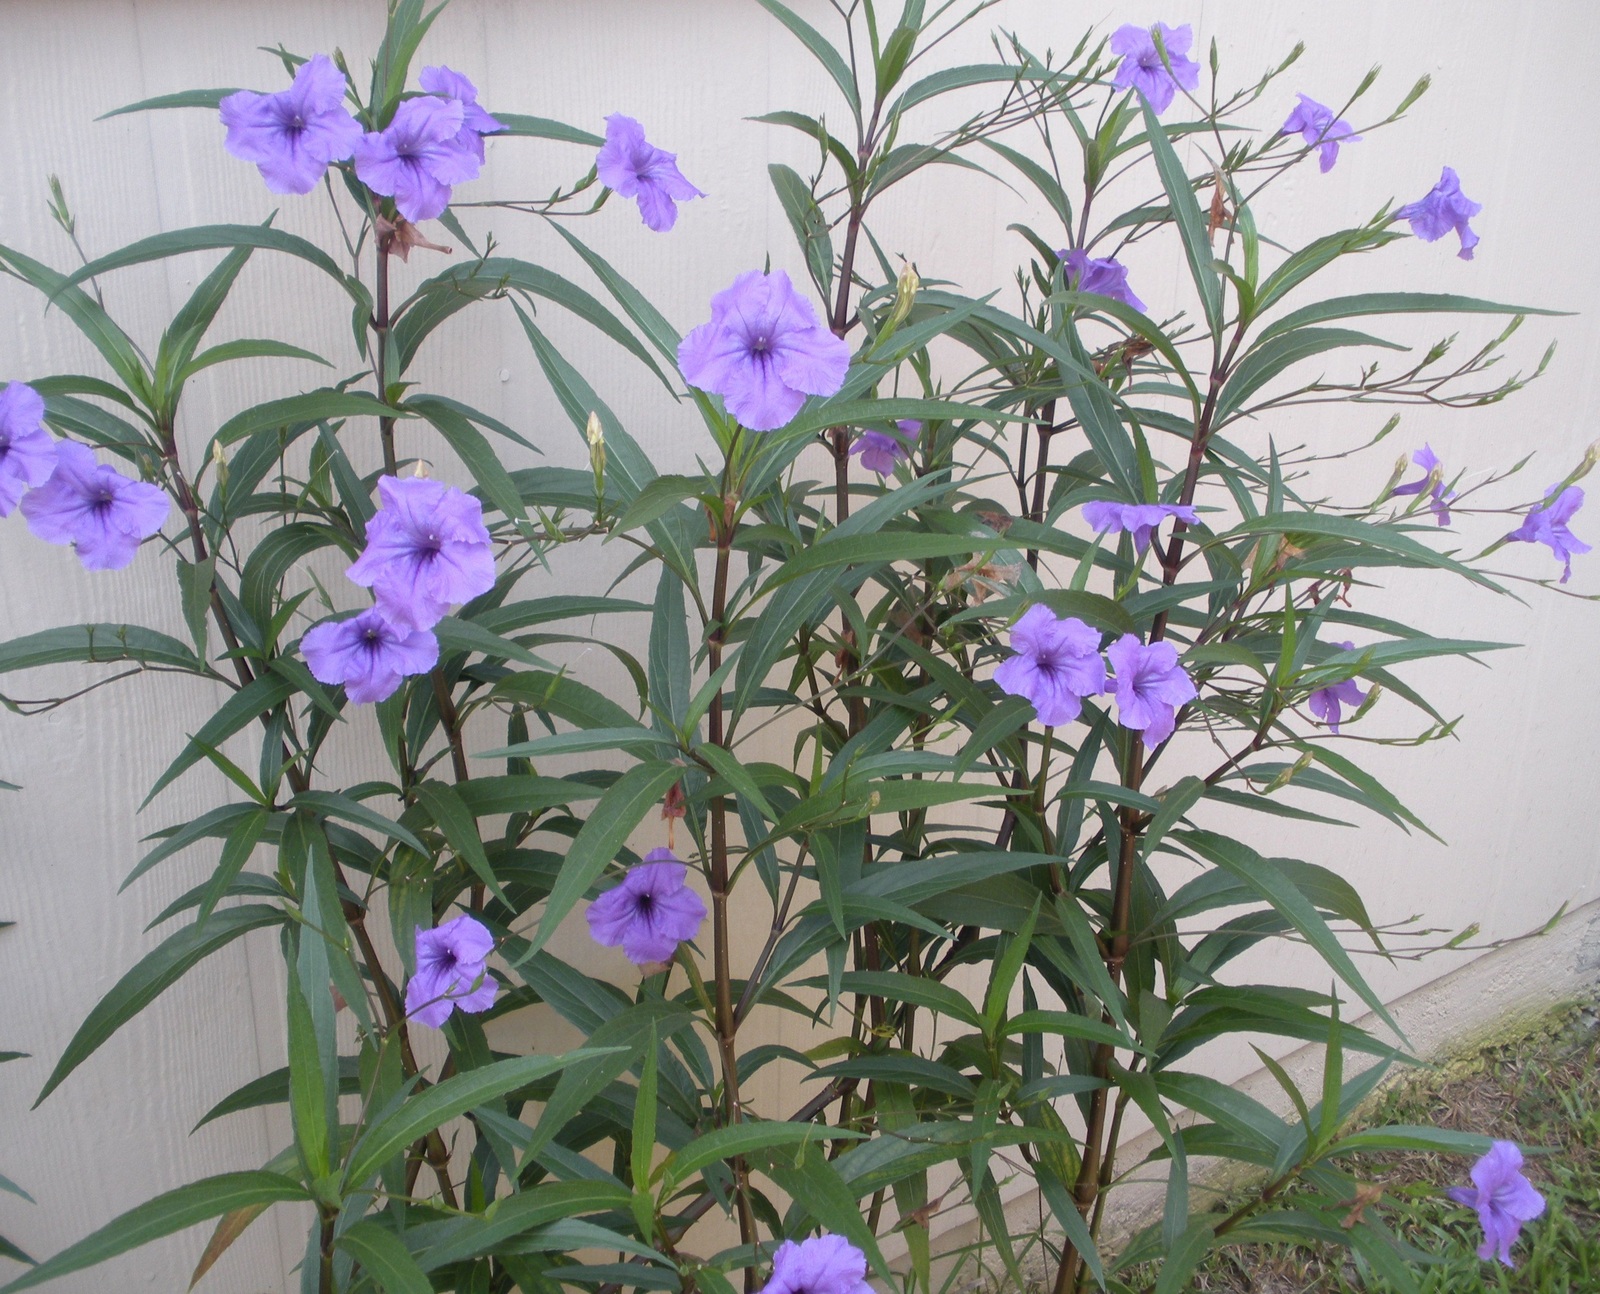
[375,241,398,476]
[705,469,757,1283]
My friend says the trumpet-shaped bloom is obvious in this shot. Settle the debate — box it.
[678,270,851,431]
[300,606,439,704]
[1109,23,1200,114]
[596,114,704,232]
[1282,94,1361,172]
[346,475,497,631]
[1307,643,1367,733]
[418,65,503,162]
[759,1235,873,1294]
[20,440,168,571]
[1060,248,1146,312]
[1397,167,1482,260]
[219,54,361,195]
[406,914,498,1028]
[354,95,480,221]
[1391,444,1455,525]
[1507,485,1589,584]
[1105,633,1196,746]
[1446,1141,1545,1267]
[585,848,707,966]
[0,382,56,515]
[994,605,1107,728]
[851,421,919,475]
[1082,499,1198,554]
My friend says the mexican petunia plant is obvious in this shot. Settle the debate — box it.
[0,2,1583,1292]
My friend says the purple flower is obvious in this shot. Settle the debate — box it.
[1507,485,1590,584]
[1281,95,1361,173]
[759,1235,873,1294]
[1082,500,1198,554]
[300,606,439,704]
[219,54,361,195]
[1446,1141,1545,1267]
[993,605,1107,728]
[346,475,497,632]
[1105,633,1196,746]
[678,271,852,432]
[353,95,480,222]
[1059,248,1146,313]
[1307,643,1367,733]
[0,382,57,516]
[851,421,919,476]
[1109,23,1201,115]
[405,914,498,1029]
[20,440,168,571]
[1390,444,1455,525]
[1396,167,1482,261]
[595,114,704,233]
[418,65,503,163]
[585,848,707,966]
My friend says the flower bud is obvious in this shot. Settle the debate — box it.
[412,458,430,479]
[885,261,920,333]
[586,410,606,479]
[211,440,228,492]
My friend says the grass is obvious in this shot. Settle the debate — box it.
[1168,1000,1600,1293]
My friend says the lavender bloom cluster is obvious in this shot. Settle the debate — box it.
[679,270,851,431]
[406,913,498,1028]
[1391,444,1455,525]
[301,474,496,704]
[1110,22,1200,114]
[851,420,919,476]
[758,1235,873,1294]
[1508,484,1590,583]
[995,606,1197,746]
[596,114,704,232]
[1281,94,1361,172]
[222,56,503,221]
[0,381,169,570]
[1059,248,1146,313]
[586,847,707,968]
[1449,1141,1546,1267]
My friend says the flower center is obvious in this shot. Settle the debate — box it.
[749,335,771,355]
[636,893,654,912]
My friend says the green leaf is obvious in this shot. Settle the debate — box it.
[1003,1010,1137,1051]
[0,623,203,677]
[631,1024,660,1240]
[661,1121,863,1190]
[36,905,284,1106]
[1178,829,1400,1037]
[1257,291,1563,344]
[406,398,518,524]
[57,224,351,296]
[769,163,833,297]
[829,970,982,1028]
[417,1181,633,1270]
[492,112,604,147]
[98,88,238,119]
[764,1143,893,1282]
[1138,95,1222,333]
[0,1172,308,1294]
[0,242,151,400]
[518,761,685,962]
[1226,511,1501,592]
[336,1220,432,1294]
[433,615,551,669]
[755,0,860,116]
[284,962,331,1180]
[193,1056,362,1130]
[414,780,506,905]
[288,790,429,856]
[213,390,399,446]
[1218,327,1405,421]
[179,337,330,383]
[345,1050,613,1188]
[1151,1218,1215,1294]
[196,809,270,926]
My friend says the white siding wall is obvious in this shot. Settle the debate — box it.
[1,1,1597,1289]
